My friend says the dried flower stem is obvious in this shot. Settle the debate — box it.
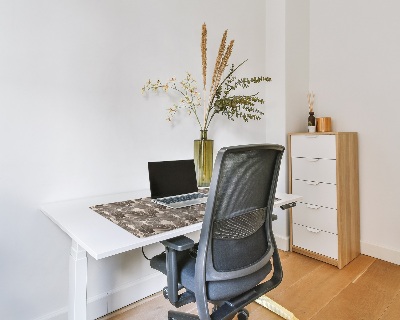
[201,23,207,91]
[205,38,234,128]
[307,91,315,112]
[211,39,234,99]
[201,23,208,128]
[210,30,227,99]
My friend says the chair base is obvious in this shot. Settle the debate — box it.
[168,310,199,320]
[167,308,249,320]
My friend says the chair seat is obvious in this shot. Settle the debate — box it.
[150,249,272,301]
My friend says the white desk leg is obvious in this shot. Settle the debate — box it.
[69,240,88,320]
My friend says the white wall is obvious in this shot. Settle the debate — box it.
[268,0,400,263]
[0,1,271,319]
[285,0,310,135]
[308,0,400,263]
[265,0,287,245]
[266,0,309,247]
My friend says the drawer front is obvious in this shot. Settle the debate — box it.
[291,135,336,159]
[291,157,336,184]
[292,202,337,234]
[292,223,338,260]
[292,179,337,209]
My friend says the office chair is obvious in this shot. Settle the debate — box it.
[150,144,285,320]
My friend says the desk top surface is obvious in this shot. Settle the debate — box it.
[41,190,301,260]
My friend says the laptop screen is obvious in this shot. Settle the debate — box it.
[148,159,198,199]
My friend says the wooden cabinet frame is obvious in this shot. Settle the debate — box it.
[288,132,360,269]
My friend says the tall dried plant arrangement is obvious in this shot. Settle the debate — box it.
[142,23,271,131]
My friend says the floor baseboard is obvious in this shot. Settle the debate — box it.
[275,234,290,251]
[361,241,400,265]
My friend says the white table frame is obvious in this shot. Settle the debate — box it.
[41,190,301,320]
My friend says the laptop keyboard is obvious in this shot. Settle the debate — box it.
[152,192,208,209]
[153,194,280,209]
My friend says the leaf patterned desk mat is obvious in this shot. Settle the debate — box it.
[90,196,205,238]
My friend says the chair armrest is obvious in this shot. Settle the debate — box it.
[280,202,297,210]
[159,235,195,305]
[161,235,194,251]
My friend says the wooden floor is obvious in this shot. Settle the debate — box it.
[100,252,400,320]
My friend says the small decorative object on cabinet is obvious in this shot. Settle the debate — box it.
[308,112,316,133]
[288,132,360,269]
[307,91,316,133]
[316,117,332,132]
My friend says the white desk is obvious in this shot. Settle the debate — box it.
[41,190,301,320]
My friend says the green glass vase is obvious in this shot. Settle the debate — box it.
[194,130,214,187]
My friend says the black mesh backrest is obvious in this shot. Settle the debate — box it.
[195,144,284,282]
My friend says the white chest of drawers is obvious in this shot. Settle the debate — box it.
[289,132,360,269]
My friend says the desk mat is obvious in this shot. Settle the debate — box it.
[90,196,206,238]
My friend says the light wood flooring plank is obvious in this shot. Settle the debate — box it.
[269,255,375,320]
[352,259,400,294]
[101,292,197,320]
[310,284,389,320]
[380,291,400,320]
[311,259,400,320]
[267,252,323,299]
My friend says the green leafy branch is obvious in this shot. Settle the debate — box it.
[204,60,271,129]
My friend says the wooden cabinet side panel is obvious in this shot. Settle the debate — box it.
[336,132,360,268]
[288,134,294,251]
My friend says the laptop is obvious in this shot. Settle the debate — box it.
[148,159,208,209]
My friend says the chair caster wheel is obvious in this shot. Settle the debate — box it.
[163,287,169,299]
[237,308,249,320]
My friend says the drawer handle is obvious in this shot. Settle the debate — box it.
[306,135,318,138]
[306,158,319,162]
[306,204,321,210]
[306,227,322,233]
[305,180,320,185]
